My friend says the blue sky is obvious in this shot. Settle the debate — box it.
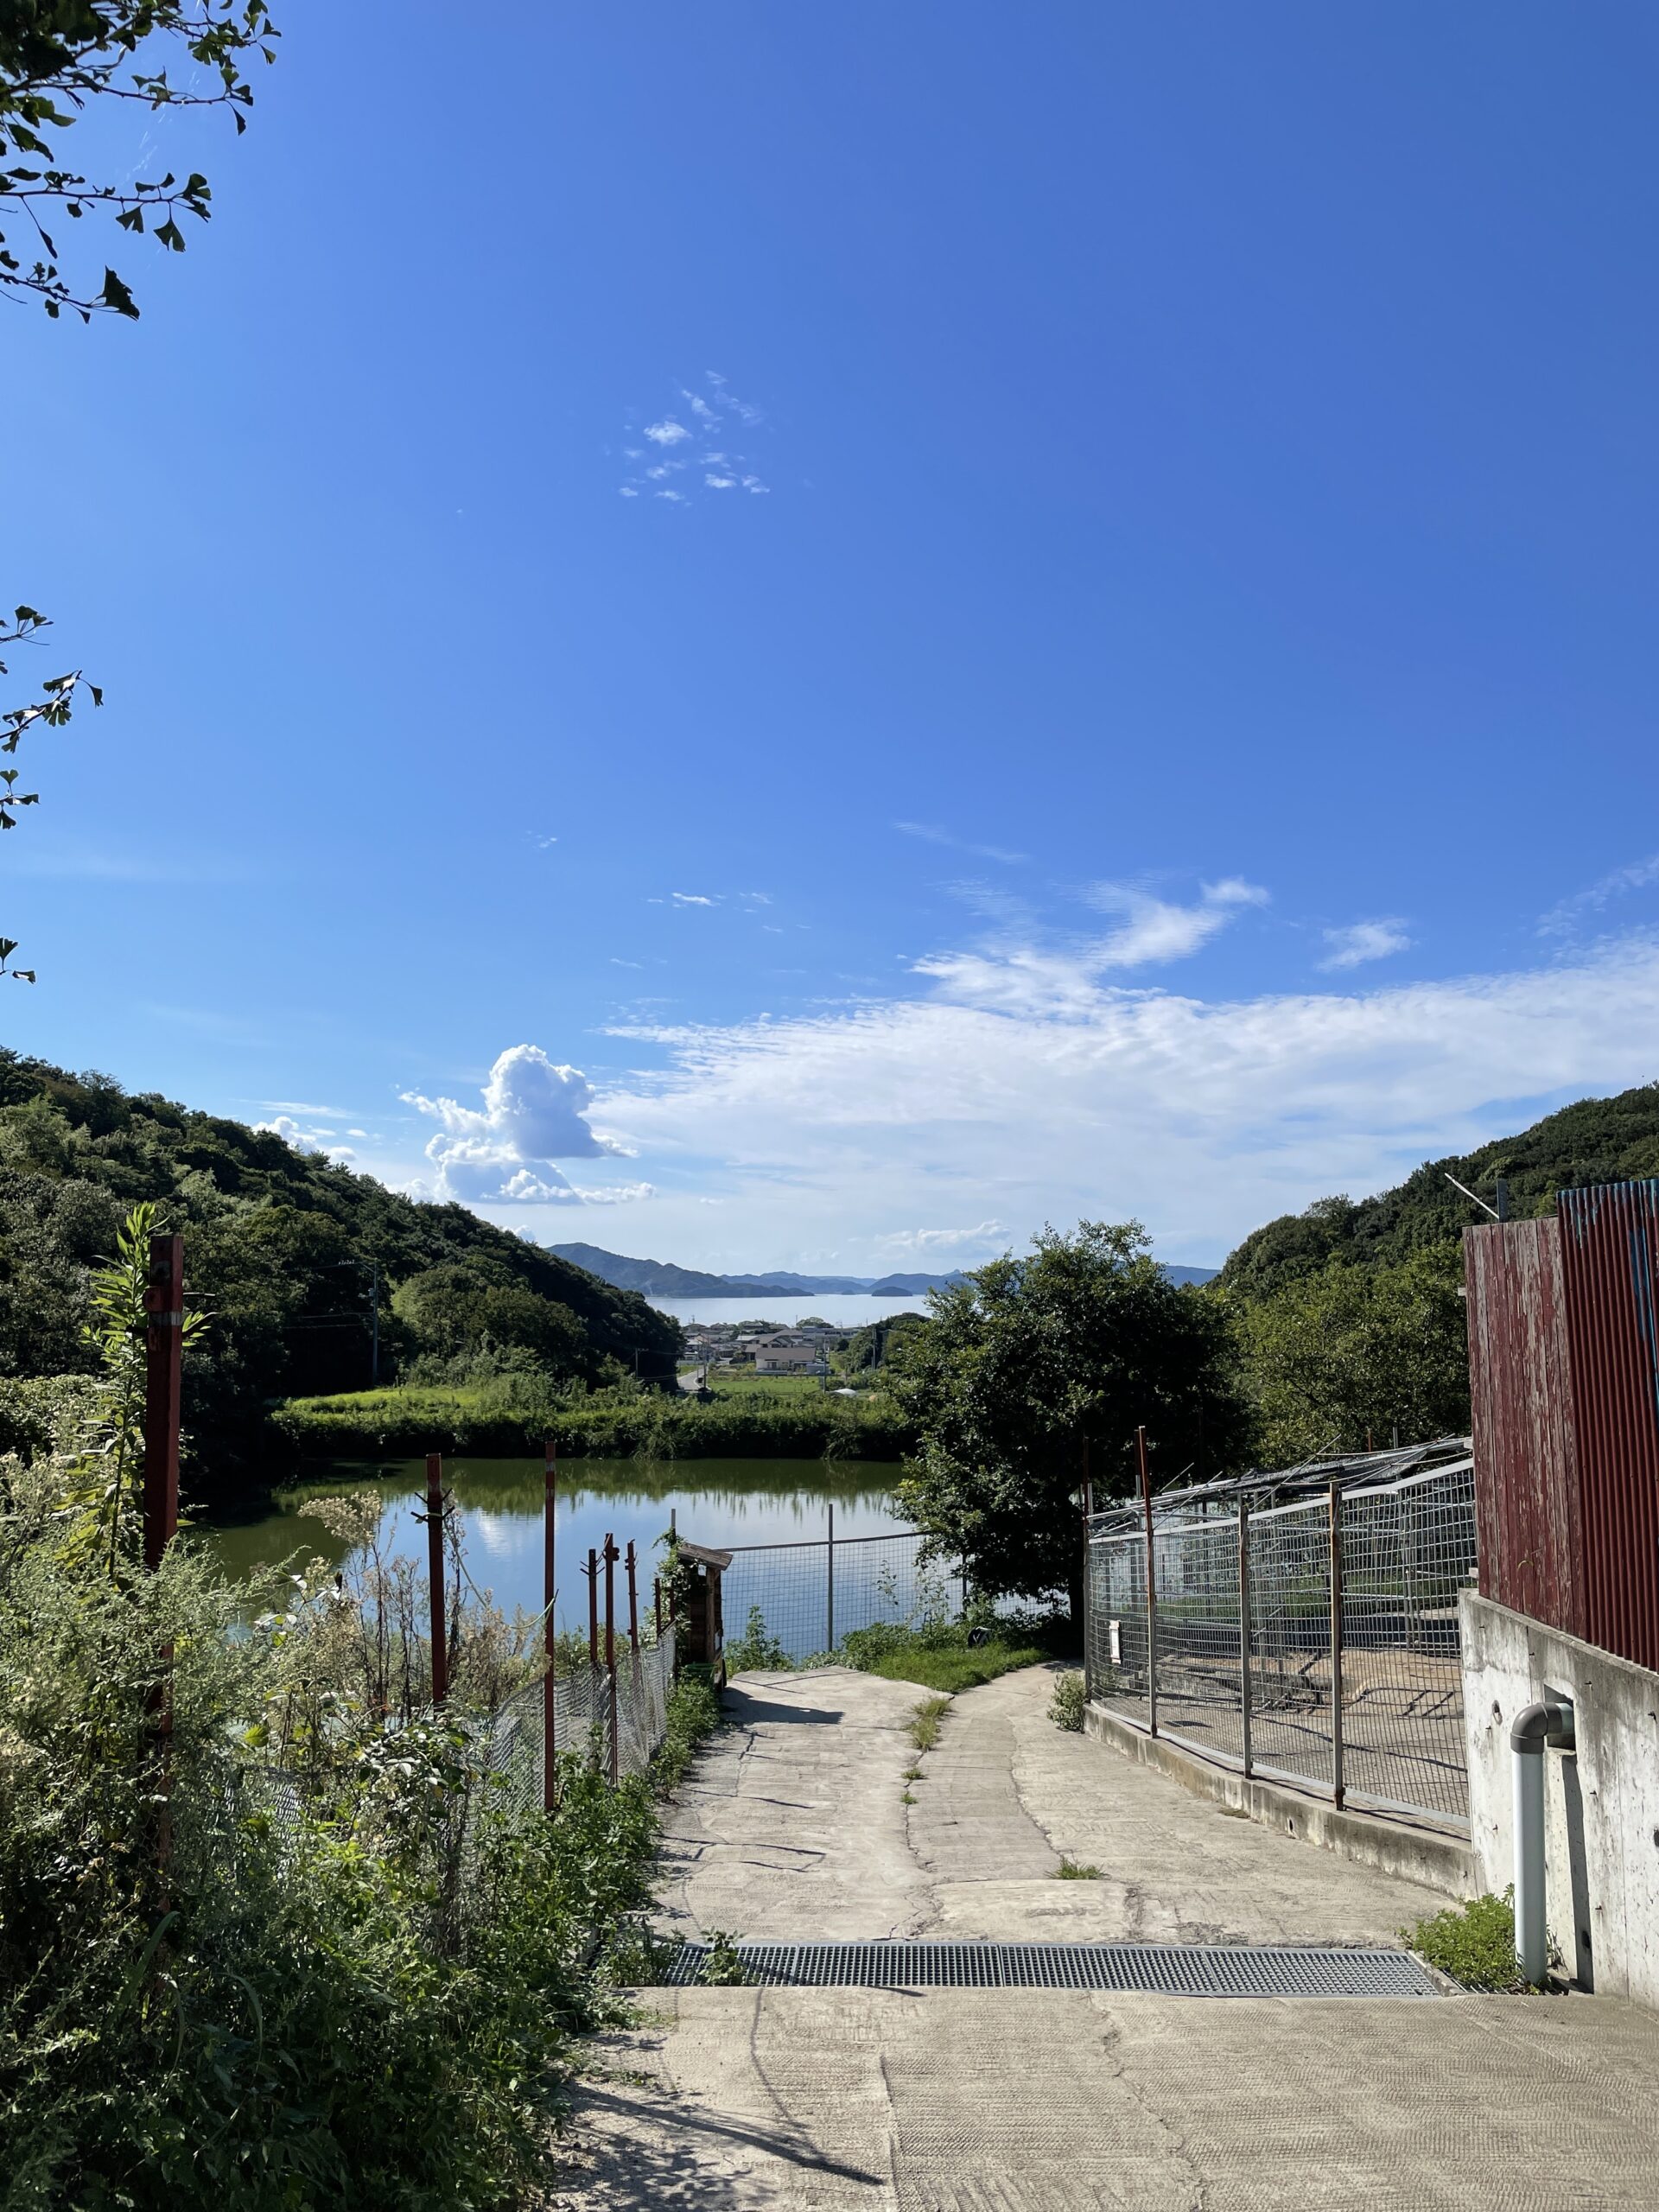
[8,2,1659,1270]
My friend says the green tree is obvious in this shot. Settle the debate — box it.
[1227,1243,1471,1466]
[890,1223,1252,1618]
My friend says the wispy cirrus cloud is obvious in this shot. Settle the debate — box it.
[1319,918,1412,971]
[619,373,771,503]
[895,820,1028,865]
[1539,854,1659,938]
[1080,878,1269,969]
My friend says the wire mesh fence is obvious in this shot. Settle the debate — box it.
[1087,1447,1475,1828]
[721,1529,965,1665]
[474,1630,679,1815]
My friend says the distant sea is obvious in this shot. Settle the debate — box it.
[647,1292,937,1329]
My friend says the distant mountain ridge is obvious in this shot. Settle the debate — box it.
[550,1242,1219,1300]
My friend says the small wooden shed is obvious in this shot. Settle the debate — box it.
[677,1541,733,1687]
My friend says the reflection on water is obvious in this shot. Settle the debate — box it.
[200,1457,906,1634]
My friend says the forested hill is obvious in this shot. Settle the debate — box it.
[0,1052,682,1483]
[1218,1082,1659,1300]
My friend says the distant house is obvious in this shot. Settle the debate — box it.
[753,1344,822,1373]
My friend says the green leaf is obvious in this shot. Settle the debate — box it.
[153,218,186,254]
[116,206,144,232]
[99,267,138,319]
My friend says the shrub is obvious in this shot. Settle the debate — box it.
[1049,1670,1086,1731]
[725,1603,791,1674]
[1403,1890,1534,1992]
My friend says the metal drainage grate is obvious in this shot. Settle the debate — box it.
[660,1942,1442,1999]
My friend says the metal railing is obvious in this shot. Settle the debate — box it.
[1086,1446,1475,1828]
[721,1524,965,1666]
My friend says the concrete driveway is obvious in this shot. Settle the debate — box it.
[551,1665,1659,2209]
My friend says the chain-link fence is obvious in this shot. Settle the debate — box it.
[721,1529,964,1664]
[474,1630,679,1815]
[1087,1446,1474,1829]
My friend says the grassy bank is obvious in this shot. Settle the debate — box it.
[724,1605,1076,1693]
[272,1380,912,1462]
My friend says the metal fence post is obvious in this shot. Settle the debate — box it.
[582,1547,600,1770]
[424,1452,448,1707]
[653,1575,663,1639]
[603,1532,620,1786]
[1081,1441,1093,1705]
[1328,1478,1345,1809]
[143,1231,185,1879]
[143,1233,184,1573]
[543,1439,556,1813]
[1238,1492,1253,1778]
[1138,1424,1159,1737]
[825,1502,836,1652]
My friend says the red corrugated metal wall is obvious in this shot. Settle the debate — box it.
[1557,1181,1659,1672]
[1465,1218,1585,1637]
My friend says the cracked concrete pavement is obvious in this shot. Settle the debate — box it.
[657,1663,1452,1948]
[551,1664,1659,2209]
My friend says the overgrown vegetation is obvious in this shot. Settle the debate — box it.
[0,1208,721,2206]
[1057,1858,1101,1879]
[1403,1890,1535,1993]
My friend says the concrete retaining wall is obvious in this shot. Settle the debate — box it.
[1461,1591,1659,2005]
[1084,1701,1476,1899]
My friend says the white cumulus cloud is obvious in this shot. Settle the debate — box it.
[402,1046,635,1205]
[644,418,690,446]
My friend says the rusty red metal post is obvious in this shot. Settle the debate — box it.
[586,1548,599,1671]
[425,1452,448,1706]
[626,1540,639,1652]
[143,1233,184,1572]
[143,1232,185,1880]
[1137,1424,1159,1737]
[653,1576,663,1639]
[603,1533,620,1785]
[543,1438,557,1813]
[1328,1478,1345,1808]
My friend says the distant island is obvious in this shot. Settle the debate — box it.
[551,1241,1220,1300]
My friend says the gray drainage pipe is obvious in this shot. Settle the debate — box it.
[1511,1698,1574,1986]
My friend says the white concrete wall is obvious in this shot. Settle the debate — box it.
[1462,1592,1659,2006]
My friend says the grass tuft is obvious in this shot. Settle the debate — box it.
[907,1695,951,1753]
[1057,1857,1101,1880]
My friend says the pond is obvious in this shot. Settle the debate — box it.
[201,1457,909,1636]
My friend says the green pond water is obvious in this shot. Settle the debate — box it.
[202,1457,908,1635]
